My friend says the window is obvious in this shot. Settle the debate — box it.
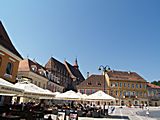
[80,89,85,94]
[140,92,142,96]
[140,84,142,88]
[132,84,134,88]
[86,89,90,95]
[115,91,118,96]
[120,91,122,97]
[91,89,96,94]
[115,82,118,87]
[128,83,130,88]
[88,82,92,85]
[128,91,130,96]
[124,83,126,87]
[136,92,139,96]
[110,90,113,96]
[31,65,37,72]
[97,82,101,86]
[111,83,113,87]
[6,62,13,75]
[120,83,122,87]
[136,84,138,88]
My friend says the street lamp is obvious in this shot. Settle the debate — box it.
[98,65,111,93]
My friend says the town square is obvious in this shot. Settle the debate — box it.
[0,0,160,120]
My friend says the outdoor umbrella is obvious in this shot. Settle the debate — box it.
[86,90,115,101]
[55,90,81,100]
[14,81,56,98]
[0,78,23,95]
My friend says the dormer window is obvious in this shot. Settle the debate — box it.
[88,82,92,85]
[38,68,46,76]
[31,65,37,72]
[97,82,101,86]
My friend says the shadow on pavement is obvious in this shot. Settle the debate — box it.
[107,115,129,119]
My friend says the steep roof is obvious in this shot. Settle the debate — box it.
[18,59,47,78]
[147,83,160,89]
[77,74,104,88]
[64,61,85,81]
[0,21,23,59]
[107,70,146,82]
[45,57,66,71]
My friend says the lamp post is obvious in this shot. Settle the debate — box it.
[98,65,111,94]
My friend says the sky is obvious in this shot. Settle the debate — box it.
[0,0,160,82]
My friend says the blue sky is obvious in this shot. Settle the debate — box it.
[0,0,160,81]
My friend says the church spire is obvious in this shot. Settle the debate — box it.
[73,58,79,69]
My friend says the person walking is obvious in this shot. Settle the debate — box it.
[146,107,149,116]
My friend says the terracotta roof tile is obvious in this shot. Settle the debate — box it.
[107,70,146,82]
[147,83,160,89]
[77,75,104,88]
[18,59,47,78]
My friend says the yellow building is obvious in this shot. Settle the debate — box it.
[106,70,148,106]
[77,70,148,106]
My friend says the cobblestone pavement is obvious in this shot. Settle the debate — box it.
[45,106,160,120]
[109,106,160,120]
[79,106,160,120]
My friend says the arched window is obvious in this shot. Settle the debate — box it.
[6,62,13,75]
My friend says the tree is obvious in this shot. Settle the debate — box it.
[151,81,160,86]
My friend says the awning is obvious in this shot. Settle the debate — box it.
[0,93,16,96]
[0,78,23,94]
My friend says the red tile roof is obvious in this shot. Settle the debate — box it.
[107,70,146,82]
[147,83,160,89]
[18,59,47,78]
[77,75,104,88]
